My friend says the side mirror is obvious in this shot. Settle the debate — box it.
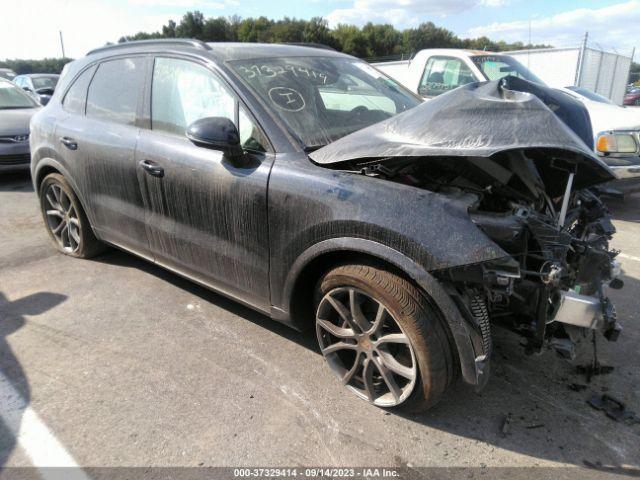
[22,86,32,92]
[186,117,246,164]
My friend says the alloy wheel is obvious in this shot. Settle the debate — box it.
[44,184,81,253]
[316,286,417,407]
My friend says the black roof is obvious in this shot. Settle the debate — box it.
[86,39,348,62]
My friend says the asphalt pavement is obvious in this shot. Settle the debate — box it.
[1,170,639,472]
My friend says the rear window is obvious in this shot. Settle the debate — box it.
[86,57,145,125]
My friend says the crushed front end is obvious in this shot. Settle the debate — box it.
[310,76,624,382]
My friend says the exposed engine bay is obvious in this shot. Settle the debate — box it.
[356,149,623,360]
[309,76,624,366]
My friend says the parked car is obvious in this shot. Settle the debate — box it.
[0,78,40,171]
[14,74,60,106]
[0,68,17,81]
[374,49,640,196]
[559,86,640,195]
[624,88,640,106]
[31,40,622,410]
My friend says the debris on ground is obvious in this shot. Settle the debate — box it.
[577,363,614,382]
[568,383,588,392]
[587,393,640,425]
[500,414,511,437]
[525,424,545,429]
[577,332,615,383]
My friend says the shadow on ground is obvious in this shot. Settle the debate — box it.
[0,170,32,193]
[0,291,67,467]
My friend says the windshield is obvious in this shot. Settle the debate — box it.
[229,56,421,148]
[566,86,615,105]
[0,80,39,109]
[471,55,545,85]
[32,76,59,90]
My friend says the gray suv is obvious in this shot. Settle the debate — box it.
[30,39,623,411]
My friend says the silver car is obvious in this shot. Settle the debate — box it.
[0,78,40,171]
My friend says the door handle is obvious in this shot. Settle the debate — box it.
[60,137,78,150]
[139,159,164,178]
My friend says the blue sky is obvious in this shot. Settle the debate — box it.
[2,0,638,59]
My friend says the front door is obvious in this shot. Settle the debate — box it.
[136,56,273,310]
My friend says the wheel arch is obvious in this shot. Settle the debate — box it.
[279,237,488,387]
[33,159,97,232]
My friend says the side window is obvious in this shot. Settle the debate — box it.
[419,57,475,97]
[87,57,145,125]
[239,106,267,153]
[151,57,235,135]
[62,65,96,114]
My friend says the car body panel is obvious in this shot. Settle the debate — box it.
[310,77,614,194]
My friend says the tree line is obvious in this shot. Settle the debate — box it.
[118,12,551,60]
[0,13,552,74]
[3,12,638,79]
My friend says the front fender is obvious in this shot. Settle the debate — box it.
[277,236,489,388]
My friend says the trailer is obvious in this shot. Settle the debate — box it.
[507,40,634,105]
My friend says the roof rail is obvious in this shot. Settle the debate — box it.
[286,42,336,51]
[87,39,211,56]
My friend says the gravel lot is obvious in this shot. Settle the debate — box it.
[1,169,639,471]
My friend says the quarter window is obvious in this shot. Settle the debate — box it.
[86,58,145,125]
[62,66,96,115]
[418,57,475,97]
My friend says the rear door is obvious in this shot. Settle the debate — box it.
[135,56,273,309]
[62,56,151,257]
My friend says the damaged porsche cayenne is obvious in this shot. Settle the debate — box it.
[30,41,624,411]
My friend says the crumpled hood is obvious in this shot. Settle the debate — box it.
[310,77,614,187]
[0,108,40,136]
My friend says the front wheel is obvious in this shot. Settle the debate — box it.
[39,173,105,258]
[315,264,456,411]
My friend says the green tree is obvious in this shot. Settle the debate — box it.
[402,22,459,53]
[303,17,337,49]
[175,11,206,39]
[203,17,233,41]
[162,20,177,38]
[361,23,401,57]
[331,24,368,57]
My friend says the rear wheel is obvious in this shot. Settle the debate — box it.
[315,264,456,411]
[39,173,105,258]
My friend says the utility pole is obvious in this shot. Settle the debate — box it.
[575,31,588,86]
[527,18,532,69]
[59,31,66,58]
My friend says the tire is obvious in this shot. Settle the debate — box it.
[39,173,105,258]
[315,264,456,412]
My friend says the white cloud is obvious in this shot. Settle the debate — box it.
[128,0,231,8]
[466,1,639,54]
[326,0,505,28]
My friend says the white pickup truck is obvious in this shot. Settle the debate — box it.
[374,49,640,194]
